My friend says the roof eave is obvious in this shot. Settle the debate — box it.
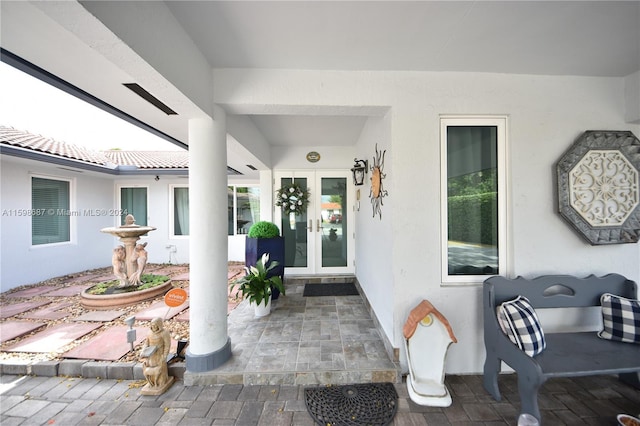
[1,145,119,174]
[1,146,191,176]
[116,168,189,176]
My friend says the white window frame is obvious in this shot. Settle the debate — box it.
[440,115,509,285]
[116,184,149,227]
[30,173,75,247]
[229,184,261,236]
[169,184,189,238]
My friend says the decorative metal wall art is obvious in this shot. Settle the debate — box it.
[556,130,640,244]
[369,144,388,219]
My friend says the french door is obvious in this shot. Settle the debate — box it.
[274,171,354,275]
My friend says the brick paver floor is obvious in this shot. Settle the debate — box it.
[1,373,639,425]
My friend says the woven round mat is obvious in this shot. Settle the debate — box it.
[304,382,398,426]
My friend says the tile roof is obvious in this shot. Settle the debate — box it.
[102,150,188,169]
[0,125,109,165]
[0,126,188,169]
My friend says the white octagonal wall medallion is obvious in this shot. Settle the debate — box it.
[569,150,638,226]
[557,131,640,245]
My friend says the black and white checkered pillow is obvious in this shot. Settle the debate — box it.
[497,295,546,357]
[599,293,640,344]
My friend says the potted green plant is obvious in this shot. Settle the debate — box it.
[245,221,285,299]
[230,253,285,317]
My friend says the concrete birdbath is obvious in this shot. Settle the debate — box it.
[81,214,172,309]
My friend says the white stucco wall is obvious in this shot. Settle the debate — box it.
[353,113,394,345]
[0,157,113,291]
[271,146,356,170]
[625,71,640,123]
[214,68,640,374]
[109,176,192,267]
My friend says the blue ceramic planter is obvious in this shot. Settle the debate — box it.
[245,236,285,299]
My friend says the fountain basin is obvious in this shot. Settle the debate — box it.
[80,279,173,310]
[100,226,156,239]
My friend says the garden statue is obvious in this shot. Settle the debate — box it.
[123,214,136,226]
[101,214,156,287]
[129,242,148,285]
[140,317,174,395]
[111,245,128,287]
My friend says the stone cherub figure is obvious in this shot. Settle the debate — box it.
[111,245,128,287]
[129,242,148,285]
[122,214,137,227]
[140,317,174,395]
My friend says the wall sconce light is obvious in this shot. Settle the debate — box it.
[155,175,160,181]
[351,158,369,186]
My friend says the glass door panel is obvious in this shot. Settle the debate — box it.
[279,177,310,269]
[320,177,348,268]
[316,171,353,274]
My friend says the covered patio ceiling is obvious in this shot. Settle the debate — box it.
[1,1,638,179]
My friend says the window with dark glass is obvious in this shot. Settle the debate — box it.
[173,187,189,236]
[446,126,499,276]
[32,177,70,245]
[120,187,147,226]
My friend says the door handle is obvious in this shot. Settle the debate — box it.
[317,219,322,232]
[307,219,312,232]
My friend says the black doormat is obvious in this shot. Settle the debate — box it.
[304,382,398,426]
[303,282,359,297]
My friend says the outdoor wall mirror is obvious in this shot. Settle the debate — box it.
[351,159,368,186]
[556,130,640,245]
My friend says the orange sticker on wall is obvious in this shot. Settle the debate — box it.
[164,288,188,307]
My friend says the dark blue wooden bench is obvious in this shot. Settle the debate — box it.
[482,274,640,422]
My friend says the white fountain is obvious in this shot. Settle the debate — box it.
[101,214,156,287]
[81,214,170,309]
